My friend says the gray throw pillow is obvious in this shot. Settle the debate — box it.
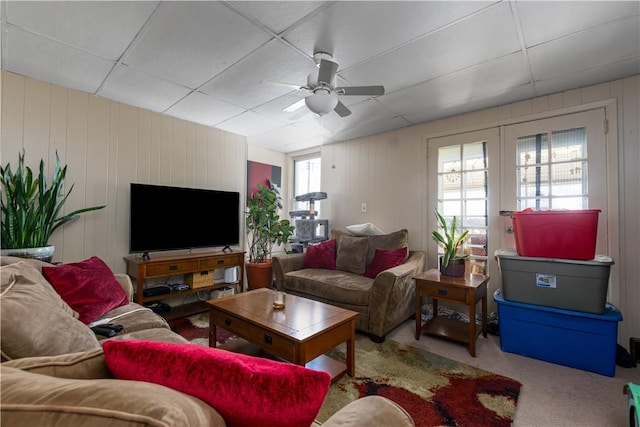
[336,235,369,275]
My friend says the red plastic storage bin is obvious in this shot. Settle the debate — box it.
[512,209,600,260]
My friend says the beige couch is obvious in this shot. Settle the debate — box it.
[0,256,415,427]
[274,229,426,342]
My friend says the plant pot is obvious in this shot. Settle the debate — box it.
[439,257,466,277]
[0,245,55,263]
[246,259,274,289]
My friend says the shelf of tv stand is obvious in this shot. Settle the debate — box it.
[160,301,209,321]
[124,250,245,321]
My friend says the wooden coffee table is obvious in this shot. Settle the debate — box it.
[207,288,358,382]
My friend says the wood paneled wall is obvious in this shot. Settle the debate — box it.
[319,75,639,347]
[1,71,247,272]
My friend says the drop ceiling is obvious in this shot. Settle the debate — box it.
[1,1,638,154]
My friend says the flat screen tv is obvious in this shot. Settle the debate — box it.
[129,183,240,256]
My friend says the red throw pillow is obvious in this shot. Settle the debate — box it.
[103,340,331,427]
[42,256,129,324]
[303,238,337,269]
[363,247,408,278]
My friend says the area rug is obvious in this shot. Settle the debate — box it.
[317,335,521,427]
[167,312,236,347]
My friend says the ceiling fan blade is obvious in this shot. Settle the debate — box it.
[317,59,338,85]
[337,85,385,96]
[283,98,307,113]
[334,101,351,117]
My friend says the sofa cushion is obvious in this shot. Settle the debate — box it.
[364,247,409,279]
[303,238,336,270]
[0,365,225,427]
[332,229,409,267]
[0,262,100,361]
[336,235,369,274]
[42,256,129,324]
[103,340,331,427]
[284,269,374,306]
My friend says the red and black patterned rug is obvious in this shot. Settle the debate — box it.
[318,335,521,427]
[169,313,521,426]
[167,312,236,347]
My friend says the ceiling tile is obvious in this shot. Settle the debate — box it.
[517,1,640,48]
[528,16,640,81]
[200,39,317,109]
[228,1,327,34]
[247,124,329,152]
[5,1,158,60]
[403,84,534,124]
[338,2,521,93]
[99,65,191,113]
[124,2,272,88]
[331,116,411,141]
[165,91,246,127]
[379,52,531,116]
[215,110,287,136]
[535,57,640,97]
[283,1,494,69]
[5,27,114,94]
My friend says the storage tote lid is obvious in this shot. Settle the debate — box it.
[511,208,601,217]
[494,248,614,266]
[494,289,622,321]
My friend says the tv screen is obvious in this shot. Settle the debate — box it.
[129,183,240,254]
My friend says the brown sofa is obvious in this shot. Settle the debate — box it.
[0,256,415,427]
[273,229,426,342]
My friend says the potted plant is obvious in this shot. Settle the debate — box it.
[1,150,106,263]
[245,182,295,289]
[432,210,469,277]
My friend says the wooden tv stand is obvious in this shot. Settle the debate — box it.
[124,250,245,321]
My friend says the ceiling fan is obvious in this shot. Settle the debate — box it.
[275,52,385,118]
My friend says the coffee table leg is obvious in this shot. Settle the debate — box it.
[346,322,355,377]
[209,311,217,348]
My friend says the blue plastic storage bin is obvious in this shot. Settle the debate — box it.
[494,289,622,377]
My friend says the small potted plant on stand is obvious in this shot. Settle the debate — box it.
[245,182,295,289]
[1,150,106,263]
[432,210,469,277]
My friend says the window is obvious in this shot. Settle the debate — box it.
[293,154,322,216]
[516,127,589,210]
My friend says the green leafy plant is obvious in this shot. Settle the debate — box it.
[1,150,106,249]
[245,182,295,263]
[431,210,469,269]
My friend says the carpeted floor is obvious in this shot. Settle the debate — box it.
[169,312,521,426]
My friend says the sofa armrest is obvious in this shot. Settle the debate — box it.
[320,396,414,427]
[367,251,426,337]
[114,274,134,301]
[273,253,305,291]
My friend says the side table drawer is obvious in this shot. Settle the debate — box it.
[210,310,249,337]
[246,325,295,360]
[420,284,467,303]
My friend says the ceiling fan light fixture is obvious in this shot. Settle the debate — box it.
[305,90,338,115]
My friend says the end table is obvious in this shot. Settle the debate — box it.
[414,268,489,357]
